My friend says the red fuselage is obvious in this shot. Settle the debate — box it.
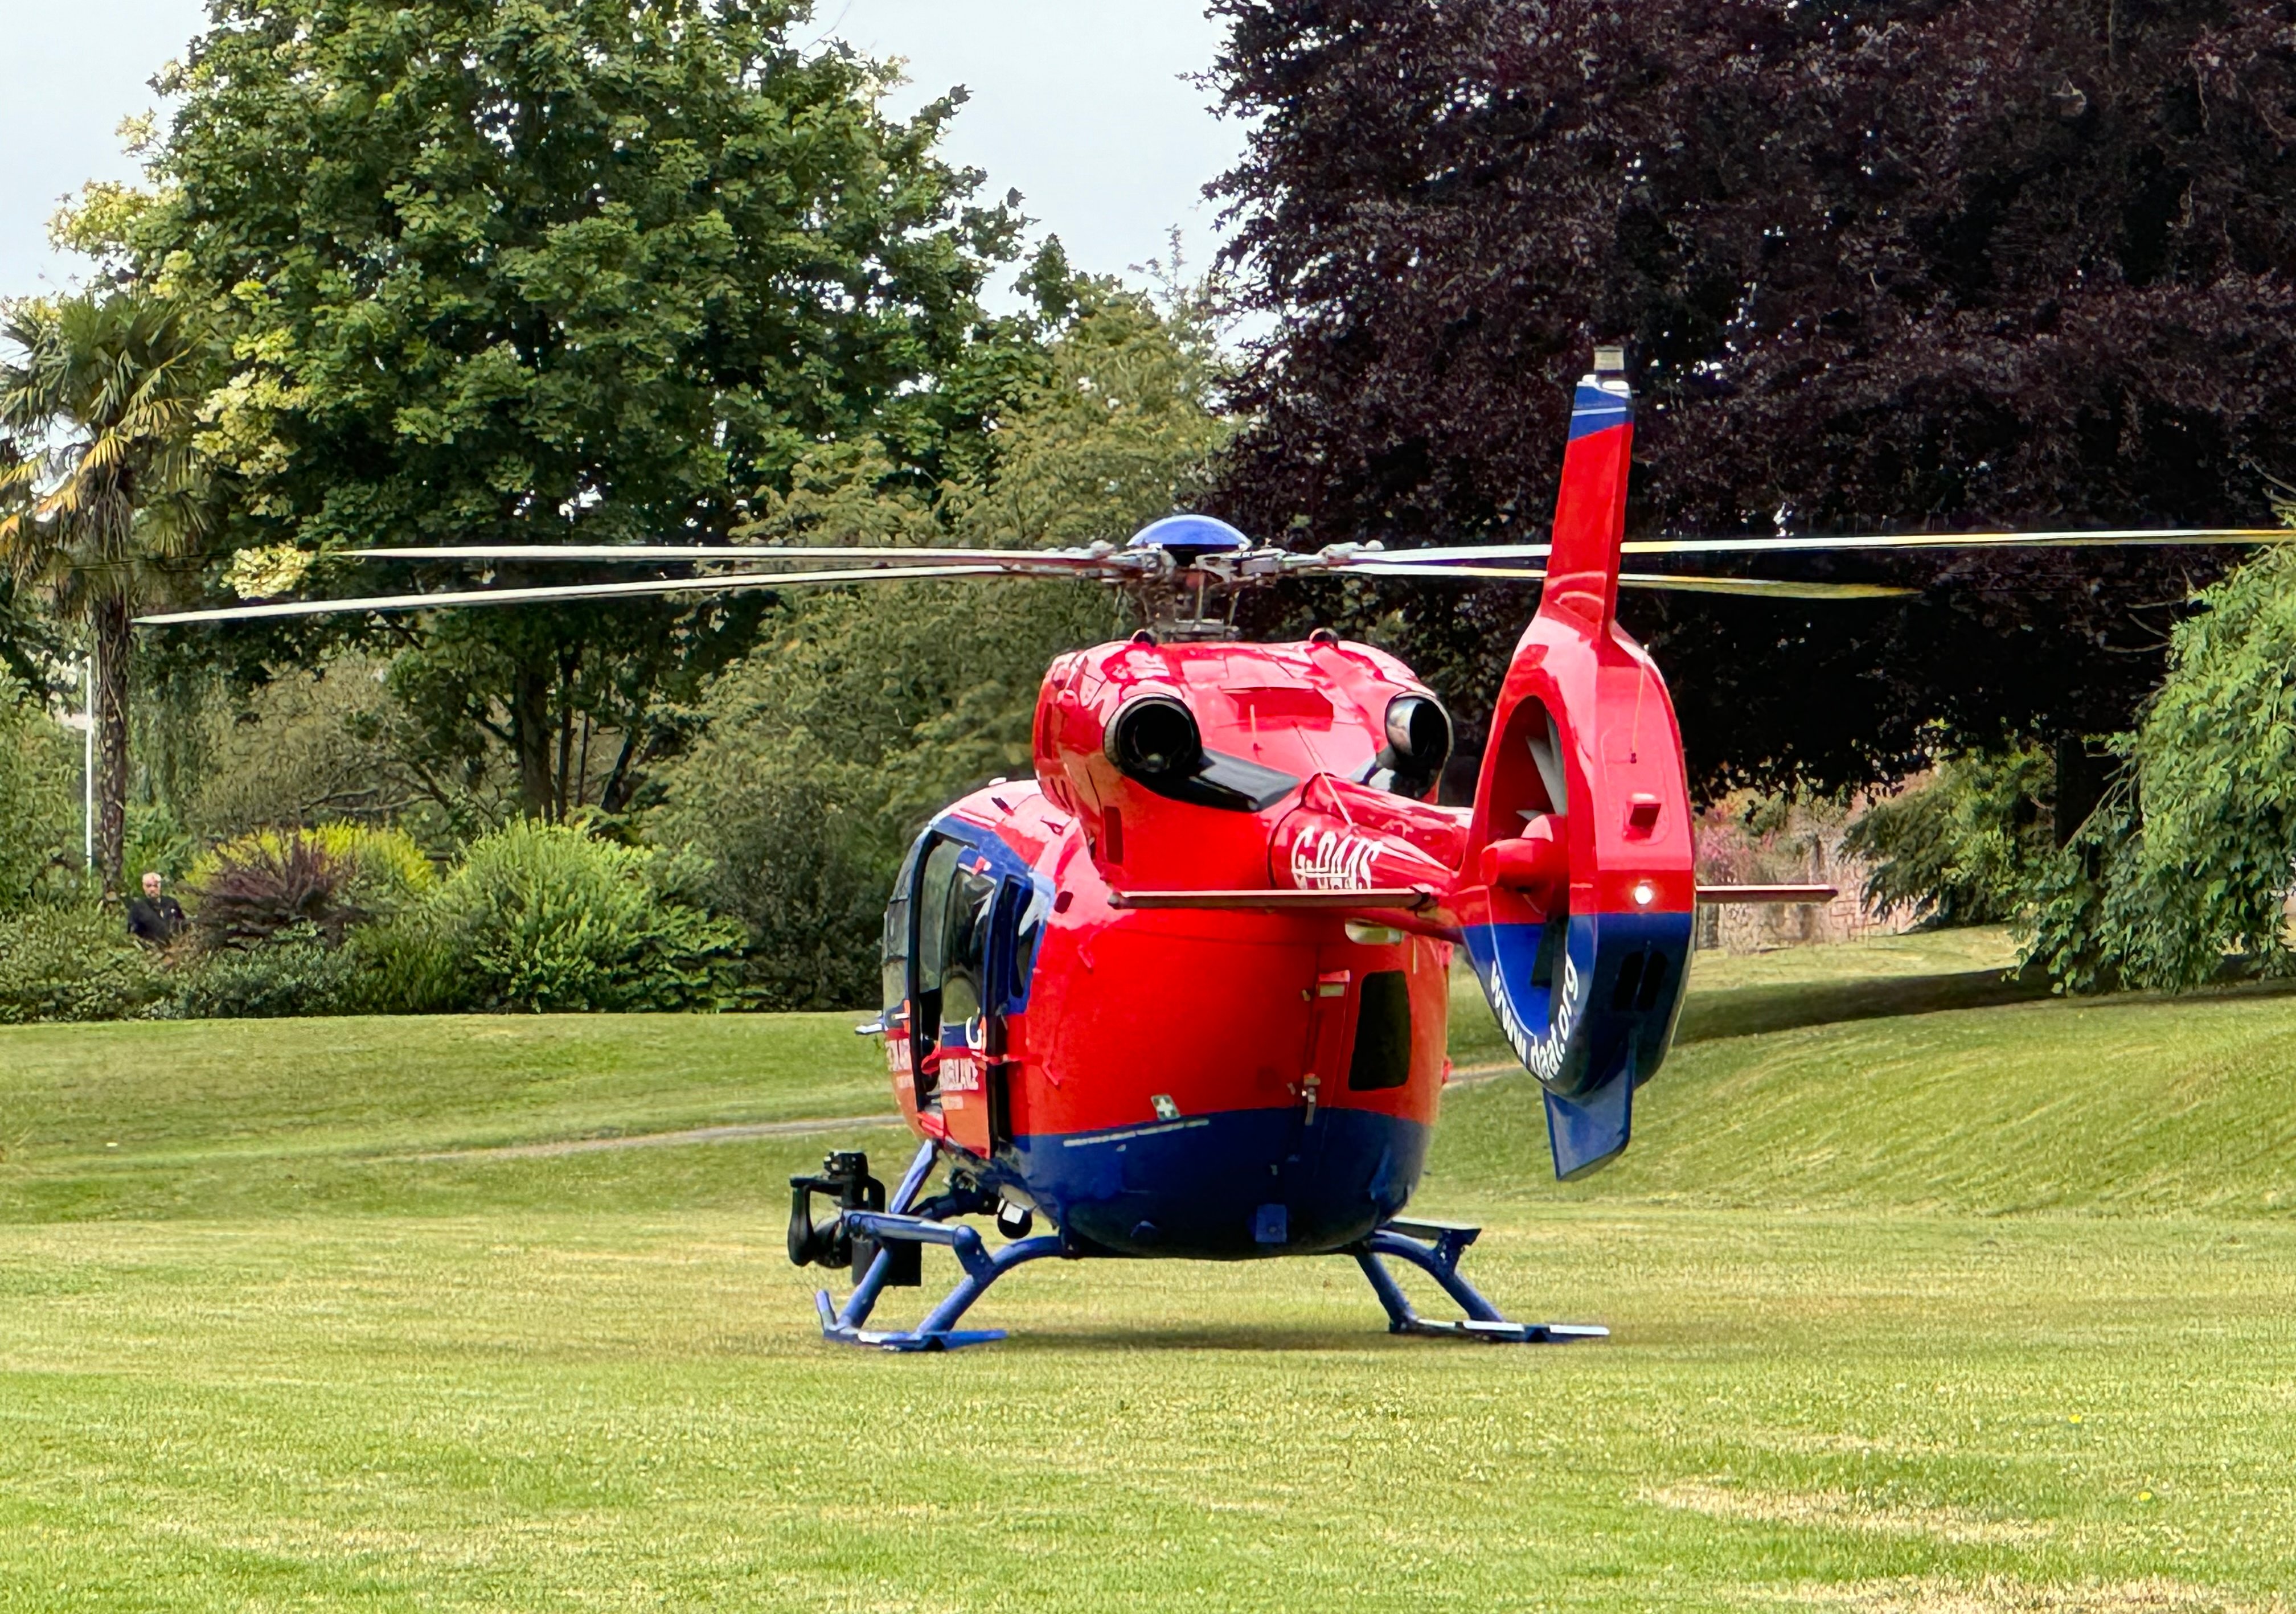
[879,635,1465,1257]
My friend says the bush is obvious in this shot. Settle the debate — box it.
[187,832,361,950]
[0,905,169,1024]
[1843,747,2056,928]
[173,922,358,1019]
[0,675,80,914]
[340,906,467,1016]
[122,803,196,887]
[426,822,741,1013]
[186,823,433,951]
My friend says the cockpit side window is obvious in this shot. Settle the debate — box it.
[881,838,924,1018]
[912,836,999,1050]
[940,870,998,1028]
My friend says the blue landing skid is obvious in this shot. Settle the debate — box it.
[816,1210,1065,1352]
[1351,1218,1609,1345]
[815,1160,1606,1350]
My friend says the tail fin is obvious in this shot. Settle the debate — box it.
[1460,344,1693,1181]
[1538,347,1634,629]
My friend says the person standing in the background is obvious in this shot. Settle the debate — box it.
[126,871,184,945]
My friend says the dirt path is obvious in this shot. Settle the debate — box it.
[412,1063,1526,1164]
[412,1114,907,1163]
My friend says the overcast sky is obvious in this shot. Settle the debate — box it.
[0,0,1246,305]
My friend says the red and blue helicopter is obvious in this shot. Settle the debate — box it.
[146,350,2289,1350]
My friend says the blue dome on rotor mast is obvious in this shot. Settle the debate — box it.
[1129,514,1250,565]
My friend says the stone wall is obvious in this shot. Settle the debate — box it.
[1692,792,1917,953]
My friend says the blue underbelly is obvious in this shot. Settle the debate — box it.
[997,1107,1429,1259]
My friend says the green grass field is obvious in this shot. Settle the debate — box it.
[4,931,2293,1612]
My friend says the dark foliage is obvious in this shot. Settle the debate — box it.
[1207,0,2296,791]
[1842,746,2056,927]
[0,906,170,1025]
[189,835,364,951]
[174,922,359,1019]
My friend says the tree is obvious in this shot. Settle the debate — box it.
[0,292,211,892]
[0,673,80,913]
[654,282,1227,1006]
[2022,541,2296,992]
[140,0,1028,819]
[0,572,63,697]
[1206,0,2296,791]
[1842,745,2056,929]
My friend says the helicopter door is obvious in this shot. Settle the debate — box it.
[910,835,1004,1153]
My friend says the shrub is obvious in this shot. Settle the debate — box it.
[1843,747,2056,928]
[187,833,361,950]
[173,922,358,1019]
[341,905,468,1016]
[186,823,433,951]
[296,822,436,908]
[428,822,741,1013]
[2026,545,2296,993]
[122,803,196,887]
[0,905,169,1024]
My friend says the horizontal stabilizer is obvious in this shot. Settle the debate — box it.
[1695,884,1839,905]
[1109,888,1436,913]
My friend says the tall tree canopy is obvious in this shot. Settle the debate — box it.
[1207,0,2296,791]
[140,0,1029,816]
[654,281,1232,1008]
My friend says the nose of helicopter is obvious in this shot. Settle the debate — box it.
[1129,514,1251,565]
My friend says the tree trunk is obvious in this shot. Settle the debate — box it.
[2054,733,2108,848]
[555,684,575,822]
[512,661,554,820]
[93,593,132,896]
[599,723,645,815]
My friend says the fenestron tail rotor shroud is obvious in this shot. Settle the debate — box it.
[135,526,2296,629]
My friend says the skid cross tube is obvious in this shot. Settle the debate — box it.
[817,1202,1065,1352]
[1351,1218,1609,1345]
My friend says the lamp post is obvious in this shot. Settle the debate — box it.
[57,659,93,873]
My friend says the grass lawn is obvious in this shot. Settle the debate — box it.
[3,929,2294,1612]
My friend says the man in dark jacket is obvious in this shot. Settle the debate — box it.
[126,871,186,946]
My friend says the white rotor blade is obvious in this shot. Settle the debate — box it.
[1355,527,2296,566]
[136,563,1015,626]
[1619,573,1916,599]
[1336,561,1914,600]
[345,543,1120,569]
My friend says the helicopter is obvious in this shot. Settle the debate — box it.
[144,347,2293,1350]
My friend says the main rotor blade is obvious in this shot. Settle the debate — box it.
[345,543,1119,569]
[1630,527,2296,557]
[135,563,1014,626]
[1336,561,1914,599]
[1359,527,2296,566]
[1619,573,1917,599]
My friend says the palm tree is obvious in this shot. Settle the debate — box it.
[0,292,211,894]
